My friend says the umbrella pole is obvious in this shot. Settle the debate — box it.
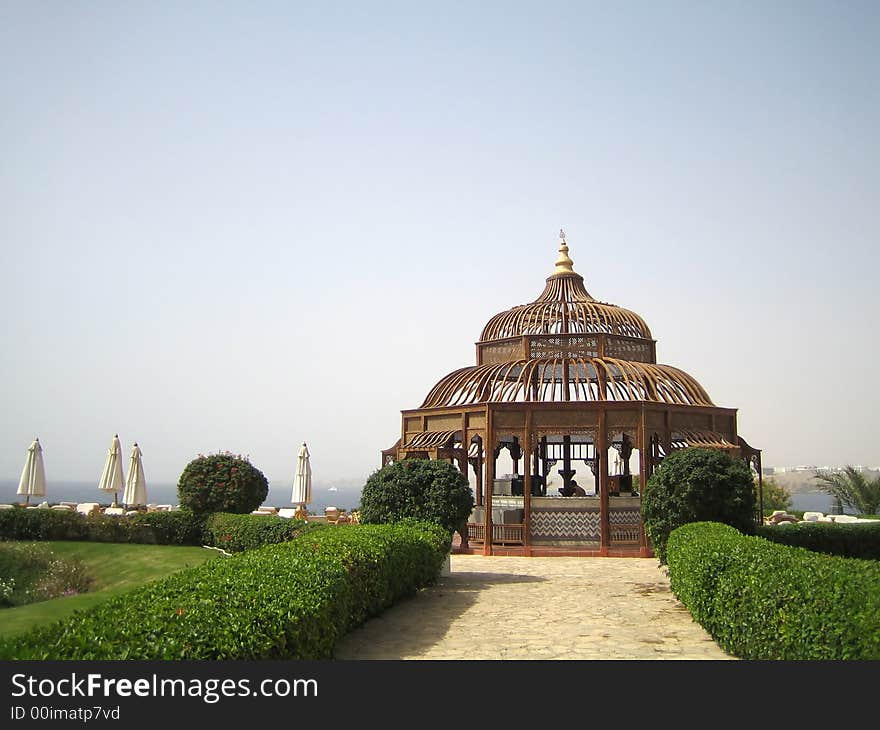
[25,494,30,506]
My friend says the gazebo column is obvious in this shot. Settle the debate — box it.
[599,412,609,554]
[558,434,575,492]
[474,435,483,507]
[638,410,650,557]
[540,436,549,490]
[523,414,533,555]
[484,409,495,556]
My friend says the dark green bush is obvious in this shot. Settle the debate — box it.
[0,507,88,542]
[177,452,269,516]
[0,522,450,660]
[360,459,474,534]
[203,513,320,553]
[757,521,880,560]
[667,521,880,660]
[0,507,205,546]
[0,542,92,607]
[642,447,756,562]
[126,510,206,545]
[83,512,139,543]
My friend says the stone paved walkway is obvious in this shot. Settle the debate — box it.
[334,554,733,660]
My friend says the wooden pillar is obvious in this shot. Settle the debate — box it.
[663,410,672,459]
[484,408,494,556]
[638,408,650,556]
[540,436,548,492]
[598,411,609,554]
[523,412,533,555]
[474,435,484,507]
[756,452,764,526]
[559,434,574,493]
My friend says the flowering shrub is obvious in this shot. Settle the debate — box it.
[0,543,92,607]
[177,452,269,515]
[0,577,14,607]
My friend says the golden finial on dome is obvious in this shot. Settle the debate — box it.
[553,228,575,275]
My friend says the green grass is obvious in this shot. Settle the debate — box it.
[0,541,221,638]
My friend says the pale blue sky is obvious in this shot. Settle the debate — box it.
[1,1,878,485]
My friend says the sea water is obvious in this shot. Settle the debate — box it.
[0,480,362,513]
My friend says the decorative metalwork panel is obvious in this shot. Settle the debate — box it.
[529,335,599,360]
[480,339,524,365]
[530,507,601,540]
[605,337,653,363]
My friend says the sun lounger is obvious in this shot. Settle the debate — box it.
[76,502,101,516]
[103,507,125,516]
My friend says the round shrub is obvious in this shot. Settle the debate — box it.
[642,447,757,563]
[359,459,474,534]
[177,452,269,516]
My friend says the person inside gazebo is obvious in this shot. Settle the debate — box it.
[560,480,586,497]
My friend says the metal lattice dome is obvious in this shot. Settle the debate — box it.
[479,231,652,341]
[421,358,713,408]
[423,230,713,407]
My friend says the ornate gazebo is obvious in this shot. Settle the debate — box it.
[383,230,761,556]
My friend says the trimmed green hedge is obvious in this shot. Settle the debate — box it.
[127,511,206,545]
[0,507,205,546]
[0,508,88,541]
[667,522,880,660]
[202,512,320,552]
[757,521,880,560]
[0,522,451,660]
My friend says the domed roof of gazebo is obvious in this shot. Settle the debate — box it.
[479,230,652,342]
[418,230,717,410]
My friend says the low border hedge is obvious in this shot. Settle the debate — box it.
[667,521,880,660]
[0,508,88,541]
[202,512,320,552]
[0,507,205,546]
[0,521,451,660]
[757,521,880,560]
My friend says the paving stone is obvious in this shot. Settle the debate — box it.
[334,555,734,660]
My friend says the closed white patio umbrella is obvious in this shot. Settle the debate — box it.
[123,442,147,508]
[17,438,47,505]
[292,442,312,510]
[98,434,125,507]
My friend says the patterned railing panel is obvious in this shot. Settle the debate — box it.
[609,508,641,544]
[467,523,525,545]
[530,507,601,541]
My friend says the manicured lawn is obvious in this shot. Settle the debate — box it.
[0,541,221,638]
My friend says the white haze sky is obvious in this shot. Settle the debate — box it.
[1,1,878,488]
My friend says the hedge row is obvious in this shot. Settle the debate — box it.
[0,508,319,550]
[757,521,880,560]
[0,507,205,545]
[0,522,451,660]
[202,512,321,552]
[666,522,880,660]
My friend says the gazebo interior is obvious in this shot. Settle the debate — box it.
[383,230,761,556]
